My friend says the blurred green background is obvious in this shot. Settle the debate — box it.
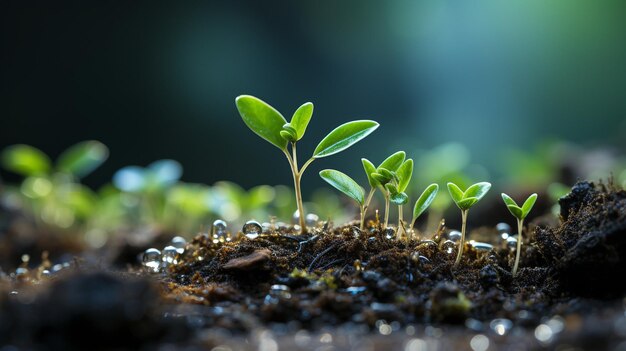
[2,1,626,193]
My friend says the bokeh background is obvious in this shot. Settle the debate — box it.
[2,0,626,193]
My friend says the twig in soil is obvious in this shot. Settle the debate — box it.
[319,259,345,271]
[308,243,339,272]
[297,234,320,253]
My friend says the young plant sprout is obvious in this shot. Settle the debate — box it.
[318,169,366,229]
[501,193,538,277]
[236,95,379,233]
[383,159,413,239]
[409,183,439,239]
[362,151,406,228]
[447,181,491,267]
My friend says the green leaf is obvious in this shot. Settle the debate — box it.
[313,120,379,158]
[378,151,405,172]
[507,205,524,219]
[1,144,51,176]
[390,191,408,205]
[372,168,394,185]
[280,124,298,142]
[385,183,399,195]
[456,197,478,210]
[396,159,413,192]
[501,193,518,207]
[290,102,313,140]
[319,169,365,205]
[521,193,538,218]
[56,140,109,178]
[463,182,491,201]
[235,95,288,150]
[412,183,439,223]
[362,158,378,188]
[447,182,464,204]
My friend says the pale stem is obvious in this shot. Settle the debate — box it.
[384,192,390,228]
[362,187,376,222]
[359,204,365,230]
[283,146,307,234]
[454,209,468,267]
[512,218,524,277]
[396,204,404,240]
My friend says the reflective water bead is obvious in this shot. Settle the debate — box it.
[261,222,272,233]
[162,246,178,265]
[170,236,186,254]
[142,248,161,273]
[384,228,395,240]
[264,284,291,304]
[305,213,319,226]
[496,222,511,235]
[15,267,29,278]
[447,230,462,242]
[489,318,513,335]
[441,240,457,255]
[471,241,494,251]
[506,236,518,249]
[292,210,301,224]
[212,219,228,243]
[345,286,367,295]
[243,220,262,239]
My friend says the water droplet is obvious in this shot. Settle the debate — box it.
[142,248,161,273]
[264,284,291,304]
[447,230,462,242]
[534,324,553,343]
[496,222,511,235]
[378,322,392,335]
[305,213,319,226]
[384,228,395,239]
[243,220,262,239]
[469,334,490,351]
[261,222,272,233]
[506,236,518,249]
[441,240,457,255]
[471,241,494,251]
[41,269,52,278]
[170,236,186,254]
[212,219,228,243]
[489,318,513,335]
[292,210,301,224]
[52,263,64,272]
[15,267,29,279]
[345,286,367,295]
[162,246,178,265]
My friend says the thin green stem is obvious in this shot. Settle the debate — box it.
[383,192,390,228]
[283,147,306,234]
[359,204,365,230]
[299,157,316,176]
[454,209,468,267]
[512,218,524,277]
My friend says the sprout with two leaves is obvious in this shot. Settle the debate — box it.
[319,169,366,230]
[409,183,439,239]
[501,193,537,277]
[447,181,491,267]
[236,95,379,234]
[361,151,406,228]
[381,159,413,238]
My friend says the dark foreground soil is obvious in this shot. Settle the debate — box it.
[1,181,626,350]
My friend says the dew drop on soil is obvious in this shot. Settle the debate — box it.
[212,219,228,243]
[142,248,161,273]
[441,240,457,254]
[384,228,395,240]
[15,267,28,278]
[489,318,513,335]
[41,270,51,278]
[471,241,494,251]
[162,246,178,265]
[345,286,367,295]
[496,222,511,235]
[243,220,262,239]
[170,236,186,254]
[292,210,301,224]
[305,213,319,226]
[264,284,291,304]
[261,222,272,233]
[447,230,462,242]
[507,236,518,249]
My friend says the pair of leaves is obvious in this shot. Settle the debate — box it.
[235,95,379,158]
[502,193,537,219]
[1,141,109,179]
[412,183,439,225]
[362,151,405,188]
[319,169,365,206]
[447,182,491,211]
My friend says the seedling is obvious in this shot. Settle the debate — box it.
[409,183,439,239]
[319,169,366,229]
[236,95,379,233]
[362,151,406,228]
[501,193,537,277]
[383,159,413,238]
[447,181,491,267]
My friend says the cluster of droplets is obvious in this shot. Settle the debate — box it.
[497,222,518,250]
[142,235,187,273]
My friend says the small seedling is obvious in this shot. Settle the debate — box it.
[447,181,491,267]
[501,193,537,277]
[319,169,365,229]
[236,95,378,233]
[383,158,413,239]
[362,151,406,228]
[410,183,439,239]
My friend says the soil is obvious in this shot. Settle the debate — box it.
[1,181,626,350]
